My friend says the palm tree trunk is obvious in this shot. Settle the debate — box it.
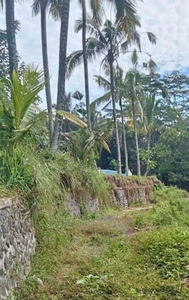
[144,132,151,176]
[50,0,71,150]
[82,0,91,131]
[120,98,129,176]
[40,5,53,138]
[5,0,18,77]
[109,53,122,174]
[131,96,141,176]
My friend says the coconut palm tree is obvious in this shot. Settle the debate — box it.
[77,0,102,131]
[67,17,156,173]
[77,0,92,131]
[125,50,162,176]
[32,0,61,138]
[139,77,168,175]
[140,93,160,175]
[92,67,130,175]
[50,0,71,150]
[126,66,142,176]
[67,19,132,173]
[52,0,147,151]
[0,0,18,77]
[76,0,141,132]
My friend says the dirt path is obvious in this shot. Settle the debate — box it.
[99,204,153,236]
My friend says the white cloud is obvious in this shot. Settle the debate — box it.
[0,0,189,108]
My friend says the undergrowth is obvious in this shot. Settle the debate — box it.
[0,147,110,210]
[14,184,189,300]
[2,145,189,299]
[133,186,189,228]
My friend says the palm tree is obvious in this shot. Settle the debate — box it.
[50,0,71,150]
[78,0,102,131]
[75,0,141,133]
[92,67,130,175]
[140,93,159,175]
[77,0,92,131]
[65,118,112,165]
[32,0,60,138]
[125,50,151,176]
[67,19,133,173]
[126,50,162,176]
[139,77,168,175]
[0,0,18,77]
[67,17,156,173]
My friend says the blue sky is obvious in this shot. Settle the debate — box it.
[0,0,189,109]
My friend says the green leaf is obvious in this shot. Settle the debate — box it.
[76,278,86,285]
[131,49,138,66]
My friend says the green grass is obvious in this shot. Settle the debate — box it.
[133,186,189,228]
[14,185,189,300]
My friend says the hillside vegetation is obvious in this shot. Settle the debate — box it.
[13,183,189,300]
[1,1,189,299]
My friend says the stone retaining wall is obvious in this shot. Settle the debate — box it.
[0,198,36,299]
[65,176,159,216]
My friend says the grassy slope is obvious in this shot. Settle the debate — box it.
[14,186,189,300]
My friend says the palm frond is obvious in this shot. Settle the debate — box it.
[74,18,83,33]
[84,131,110,153]
[100,138,110,152]
[21,103,42,125]
[49,0,62,20]
[94,75,110,90]
[0,69,45,130]
[131,49,138,66]
[131,31,141,51]
[32,0,41,16]
[57,110,87,128]
[89,0,104,25]
[90,91,111,112]
[67,37,103,77]
[75,17,102,39]
[147,32,157,45]
[148,59,157,75]
[121,40,129,53]
[108,0,141,26]
[85,17,107,44]
[13,109,47,141]
[66,50,83,78]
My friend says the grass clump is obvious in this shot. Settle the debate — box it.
[37,150,110,206]
[151,184,188,202]
[133,187,189,228]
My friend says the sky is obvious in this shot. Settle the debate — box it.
[0,0,189,109]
